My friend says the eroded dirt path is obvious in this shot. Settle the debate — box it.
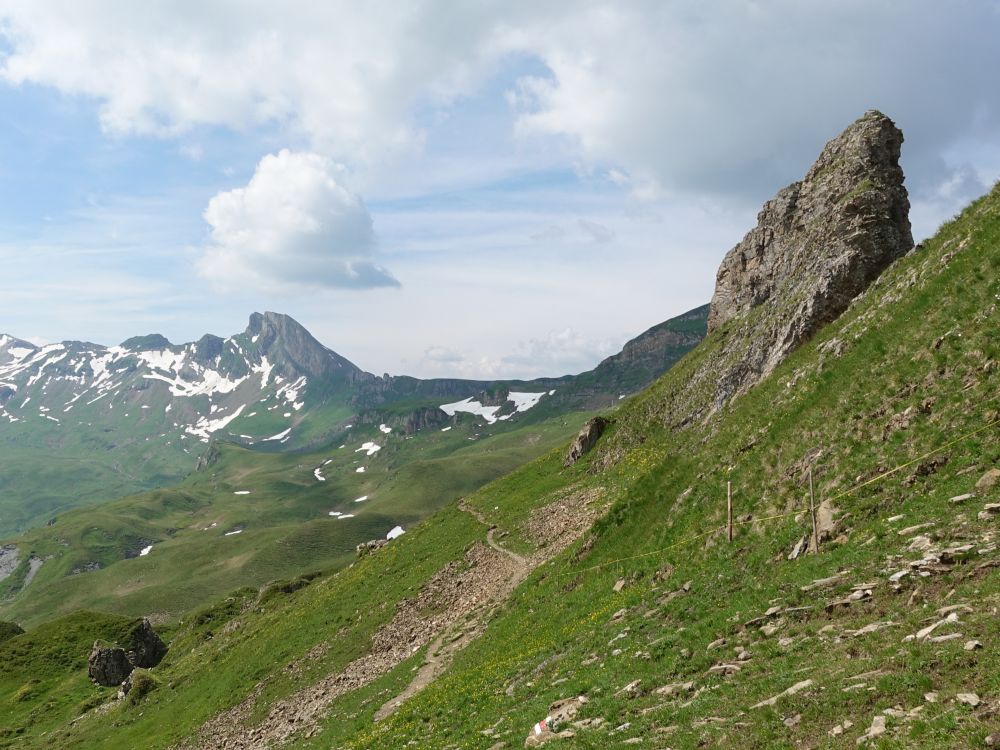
[187,488,605,749]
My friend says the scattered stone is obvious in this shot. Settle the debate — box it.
[788,536,808,560]
[707,637,727,651]
[615,680,643,698]
[956,693,981,707]
[904,612,960,642]
[975,469,1000,493]
[887,514,906,523]
[965,640,982,651]
[761,621,784,637]
[708,663,742,676]
[846,621,894,637]
[826,588,872,612]
[949,493,975,504]
[907,535,935,552]
[927,632,963,643]
[801,572,846,592]
[752,679,814,709]
[783,713,801,727]
[829,719,854,737]
[613,579,627,593]
[857,715,887,744]
[611,608,627,621]
[978,503,1000,521]
[924,692,938,703]
[655,681,694,697]
[898,522,935,536]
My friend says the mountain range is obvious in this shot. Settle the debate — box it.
[0,305,707,536]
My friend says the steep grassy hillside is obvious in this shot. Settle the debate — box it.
[3,183,997,749]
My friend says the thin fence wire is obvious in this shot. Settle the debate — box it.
[556,415,999,578]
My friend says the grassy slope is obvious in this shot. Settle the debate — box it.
[3,184,998,748]
[0,409,590,626]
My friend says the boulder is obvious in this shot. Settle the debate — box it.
[127,618,168,669]
[564,417,609,467]
[88,644,133,687]
[975,468,1000,494]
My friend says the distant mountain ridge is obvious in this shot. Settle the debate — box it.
[0,306,708,534]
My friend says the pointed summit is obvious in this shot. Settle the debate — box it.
[708,110,912,341]
[246,312,360,378]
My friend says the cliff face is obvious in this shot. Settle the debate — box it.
[708,110,912,387]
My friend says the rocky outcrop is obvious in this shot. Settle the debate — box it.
[88,645,133,687]
[127,618,168,668]
[87,618,167,687]
[564,417,609,467]
[593,112,914,470]
[708,110,912,382]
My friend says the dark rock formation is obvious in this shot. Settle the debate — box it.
[708,110,912,383]
[87,618,167,687]
[564,417,609,467]
[88,645,133,687]
[127,618,168,668]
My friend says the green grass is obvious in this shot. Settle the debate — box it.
[3,185,999,749]
[1,409,591,625]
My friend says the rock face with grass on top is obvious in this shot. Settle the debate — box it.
[708,110,912,397]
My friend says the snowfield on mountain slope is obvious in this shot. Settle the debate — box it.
[439,390,550,424]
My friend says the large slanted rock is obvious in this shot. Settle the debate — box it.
[88,644,133,687]
[564,417,609,467]
[127,618,168,669]
[593,112,913,470]
[708,110,912,388]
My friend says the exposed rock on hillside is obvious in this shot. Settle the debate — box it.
[596,112,913,469]
[127,618,168,668]
[87,618,167,687]
[88,645,133,687]
[708,110,912,387]
[565,417,609,467]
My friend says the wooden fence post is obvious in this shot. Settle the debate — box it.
[809,466,819,553]
[727,481,734,543]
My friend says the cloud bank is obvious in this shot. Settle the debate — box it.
[198,150,398,291]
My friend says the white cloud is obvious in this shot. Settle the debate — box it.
[197,149,398,292]
[2,2,996,213]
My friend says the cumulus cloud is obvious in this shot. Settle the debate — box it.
[197,150,398,292]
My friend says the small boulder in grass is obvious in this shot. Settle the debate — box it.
[975,468,1000,494]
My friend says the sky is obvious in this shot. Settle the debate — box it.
[1,1,998,379]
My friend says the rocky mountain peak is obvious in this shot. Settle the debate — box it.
[245,311,360,379]
[708,110,912,348]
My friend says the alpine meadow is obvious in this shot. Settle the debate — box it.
[1,4,999,749]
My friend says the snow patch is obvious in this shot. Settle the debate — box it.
[314,467,326,482]
[264,427,292,441]
[440,397,502,424]
[233,490,251,495]
[379,423,392,434]
[355,441,382,456]
[353,495,368,503]
[138,545,153,557]
[386,525,405,540]
[356,467,366,473]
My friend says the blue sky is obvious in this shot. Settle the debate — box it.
[1,1,998,378]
